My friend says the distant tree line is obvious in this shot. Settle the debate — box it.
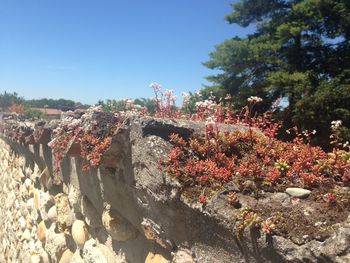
[97,98,157,113]
[0,91,87,110]
[0,91,88,119]
[0,92,24,110]
[25,98,76,110]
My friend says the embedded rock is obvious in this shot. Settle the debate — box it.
[145,252,169,263]
[72,220,89,248]
[82,239,122,263]
[59,249,74,263]
[102,205,138,241]
[55,193,74,231]
[18,216,26,230]
[285,188,311,199]
[30,254,41,263]
[172,248,195,263]
[71,250,85,263]
[37,190,54,221]
[37,221,47,242]
[24,178,32,189]
[47,205,57,222]
[40,251,51,263]
[141,218,173,249]
[68,184,82,212]
[22,229,31,241]
[45,229,67,259]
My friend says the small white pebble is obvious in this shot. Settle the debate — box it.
[18,216,26,230]
[22,229,31,241]
[24,178,32,189]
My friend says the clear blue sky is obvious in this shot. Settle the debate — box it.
[0,0,252,105]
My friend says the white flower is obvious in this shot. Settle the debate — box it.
[195,99,216,111]
[68,119,81,129]
[195,91,201,97]
[89,105,103,112]
[225,94,232,100]
[181,92,190,104]
[247,96,263,103]
[149,82,162,92]
[181,92,189,100]
[331,120,342,130]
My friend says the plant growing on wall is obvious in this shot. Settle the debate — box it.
[48,106,124,173]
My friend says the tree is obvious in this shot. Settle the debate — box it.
[98,98,157,114]
[205,0,350,147]
[0,92,24,110]
[24,98,77,110]
[133,98,157,114]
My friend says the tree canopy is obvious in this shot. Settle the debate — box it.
[0,92,24,110]
[0,91,88,119]
[205,0,350,146]
[0,91,86,111]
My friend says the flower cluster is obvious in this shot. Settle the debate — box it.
[150,82,181,118]
[48,108,123,173]
[235,209,262,237]
[331,120,342,130]
[247,96,263,103]
[261,218,276,234]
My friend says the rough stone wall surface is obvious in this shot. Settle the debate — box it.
[0,139,55,262]
[0,117,350,263]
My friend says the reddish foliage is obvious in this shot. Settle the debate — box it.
[160,128,350,202]
[48,110,120,173]
[80,134,112,171]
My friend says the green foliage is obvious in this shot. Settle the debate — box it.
[0,91,88,121]
[0,91,85,111]
[184,86,226,113]
[133,98,157,113]
[0,92,24,110]
[293,71,350,147]
[98,98,157,114]
[98,99,129,112]
[24,98,78,110]
[24,107,45,120]
[205,0,350,147]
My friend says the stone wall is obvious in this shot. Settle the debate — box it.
[1,117,350,263]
